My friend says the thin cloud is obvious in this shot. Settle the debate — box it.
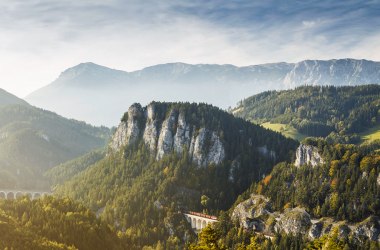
[0,0,379,97]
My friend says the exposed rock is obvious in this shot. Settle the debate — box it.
[295,144,324,167]
[377,173,380,186]
[173,111,191,153]
[275,207,311,235]
[143,104,159,151]
[232,196,379,242]
[202,130,225,166]
[109,122,128,150]
[232,195,271,230]
[109,104,144,150]
[192,128,207,166]
[110,103,225,167]
[362,171,368,179]
[156,109,177,160]
[125,103,144,145]
[353,216,380,241]
[309,222,323,239]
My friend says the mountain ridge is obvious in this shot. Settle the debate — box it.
[29,58,380,89]
[25,58,380,126]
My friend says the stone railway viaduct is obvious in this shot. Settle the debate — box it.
[183,211,218,232]
[0,190,51,200]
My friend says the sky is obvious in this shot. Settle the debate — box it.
[1,0,380,97]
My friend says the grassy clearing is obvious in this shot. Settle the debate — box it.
[261,122,307,141]
[360,124,380,142]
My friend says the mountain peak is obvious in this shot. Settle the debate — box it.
[54,62,128,87]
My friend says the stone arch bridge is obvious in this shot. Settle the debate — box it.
[183,211,218,232]
[0,190,51,200]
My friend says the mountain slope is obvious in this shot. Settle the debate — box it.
[0,94,110,189]
[233,85,380,143]
[54,102,298,248]
[25,59,380,126]
[0,88,28,106]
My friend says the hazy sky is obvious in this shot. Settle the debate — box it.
[1,0,380,97]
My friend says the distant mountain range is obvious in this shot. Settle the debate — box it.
[0,88,110,189]
[25,59,380,126]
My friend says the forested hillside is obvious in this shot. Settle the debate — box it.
[0,102,110,189]
[54,102,297,249]
[189,139,380,249]
[255,139,380,222]
[45,150,105,186]
[0,196,126,249]
[233,85,380,143]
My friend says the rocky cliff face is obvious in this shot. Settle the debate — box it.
[233,195,380,241]
[110,103,225,167]
[283,59,380,88]
[295,144,324,167]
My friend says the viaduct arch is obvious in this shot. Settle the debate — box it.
[183,211,218,233]
[0,190,51,200]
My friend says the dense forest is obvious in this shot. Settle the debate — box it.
[1,95,379,249]
[233,85,380,143]
[189,138,380,249]
[4,139,380,249]
[254,139,380,222]
[187,139,380,250]
[52,102,297,249]
[45,150,105,186]
[190,221,380,250]
[0,196,126,249]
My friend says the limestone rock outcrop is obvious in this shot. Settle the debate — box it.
[295,144,324,167]
[232,195,271,229]
[275,207,312,235]
[110,103,225,167]
[353,216,380,241]
[233,195,380,242]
